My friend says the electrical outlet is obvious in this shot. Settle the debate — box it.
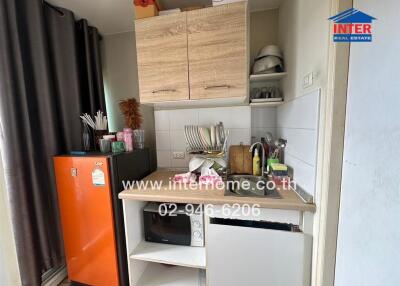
[173,152,185,159]
[303,72,314,88]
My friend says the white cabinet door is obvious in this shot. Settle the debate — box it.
[207,222,312,286]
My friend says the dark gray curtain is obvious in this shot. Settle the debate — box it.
[0,0,106,285]
[76,19,107,115]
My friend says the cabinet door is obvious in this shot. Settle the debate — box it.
[135,13,189,103]
[207,222,312,286]
[187,2,248,100]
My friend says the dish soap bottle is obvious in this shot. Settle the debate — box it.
[253,148,261,176]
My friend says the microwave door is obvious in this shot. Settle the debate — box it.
[145,213,192,246]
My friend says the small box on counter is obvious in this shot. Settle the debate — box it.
[134,0,160,19]
[269,163,290,187]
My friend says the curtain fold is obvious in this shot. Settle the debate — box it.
[0,0,106,285]
[76,19,107,115]
[44,5,83,151]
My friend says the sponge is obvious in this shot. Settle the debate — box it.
[270,163,288,171]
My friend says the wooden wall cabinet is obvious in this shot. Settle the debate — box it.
[135,13,189,103]
[187,2,248,100]
[135,2,248,104]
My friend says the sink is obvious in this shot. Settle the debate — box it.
[225,175,281,198]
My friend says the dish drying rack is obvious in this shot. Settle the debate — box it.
[186,142,228,157]
[184,125,229,158]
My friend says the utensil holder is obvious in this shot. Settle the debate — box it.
[95,130,108,150]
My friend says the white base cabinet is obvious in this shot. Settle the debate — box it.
[122,199,312,286]
[206,220,312,286]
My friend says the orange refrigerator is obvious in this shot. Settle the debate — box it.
[53,150,150,286]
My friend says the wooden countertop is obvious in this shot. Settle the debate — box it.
[119,171,316,212]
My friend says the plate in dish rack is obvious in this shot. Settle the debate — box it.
[184,126,191,148]
[186,126,195,149]
[189,126,198,149]
[198,127,208,148]
[203,127,212,147]
[194,126,204,149]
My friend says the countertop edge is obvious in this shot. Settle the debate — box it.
[118,171,316,213]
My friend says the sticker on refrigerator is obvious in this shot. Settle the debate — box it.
[92,168,105,186]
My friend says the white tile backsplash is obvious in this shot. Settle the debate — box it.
[170,130,187,150]
[277,89,321,196]
[251,107,277,128]
[169,109,198,130]
[251,127,277,143]
[228,128,251,146]
[198,106,251,128]
[155,106,258,168]
[227,106,251,128]
[198,107,230,126]
[277,91,320,129]
[276,128,318,166]
[284,153,316,194]
[155,110,170,131]
[156,150,171,168]
[155,131,170,150]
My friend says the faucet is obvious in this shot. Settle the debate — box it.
[249,142,266,176]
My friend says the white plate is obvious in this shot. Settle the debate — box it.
[198,127,208,148]
[184,126,191,148]
[193,126,203,149]
[194,126,203,149]
[189,126,198,149]
[210,126,216,147]
[186,126,193,149]
[215,125,221,147]
[202,127,212,147]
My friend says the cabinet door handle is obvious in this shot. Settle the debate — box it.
[204,84,231,90]
[152,89,177,93]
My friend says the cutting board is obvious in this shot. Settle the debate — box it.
[229,145,252,175]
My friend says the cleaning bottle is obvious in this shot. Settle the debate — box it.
[253,148,261,176]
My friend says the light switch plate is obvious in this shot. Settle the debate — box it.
[173,151,185,159]
[303,72,314,88]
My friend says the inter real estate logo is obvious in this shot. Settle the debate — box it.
[329,8,377,42]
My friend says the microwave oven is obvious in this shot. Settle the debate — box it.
[143,203,204,247]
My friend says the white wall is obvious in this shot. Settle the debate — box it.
[279,0,331,101]
[277,0,331,196]
[102,32,156,169]
[0,154,21,285]
[335,1,400,285]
